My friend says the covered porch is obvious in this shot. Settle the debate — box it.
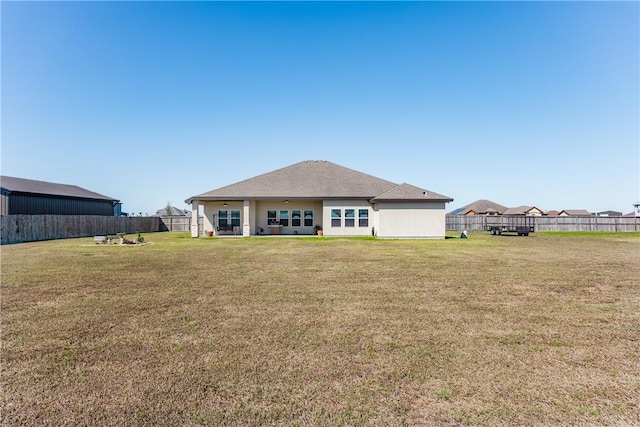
[190,199,323,237]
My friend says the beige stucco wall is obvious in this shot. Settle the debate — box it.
[322,199,373,237]
[201,200,323,236]
[374,202,447,238]
[254,200,323,235]
[199,199,447,238]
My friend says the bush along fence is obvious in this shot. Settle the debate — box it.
[1,215,161,244]
[446,215,640,233]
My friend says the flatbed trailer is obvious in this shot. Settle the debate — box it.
[484,215,535,236]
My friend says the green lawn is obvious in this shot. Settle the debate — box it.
[2,232,639,426]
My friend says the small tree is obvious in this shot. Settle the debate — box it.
[164,201,173,217]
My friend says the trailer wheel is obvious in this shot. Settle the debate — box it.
[496,229,502,235]
[524,233,529,236]
[490,229,495,235]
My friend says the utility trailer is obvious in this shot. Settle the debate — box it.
[484,215,535,236]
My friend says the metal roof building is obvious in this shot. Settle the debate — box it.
[0,176,120,216]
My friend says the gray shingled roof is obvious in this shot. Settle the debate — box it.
[457,199,507,215]
[559,209,592,216]
[186,160,452,203]
[371,183,452,202]
[0,176,117,201]
[503,206,543,215]
[153,207,190,217]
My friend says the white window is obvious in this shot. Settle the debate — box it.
[267,210,277,225]
[359,209,369,227]
[231,209,241,227]
[292,210,301,227]
[345,209,355,227]
[331,209,341,227]
[304,210,313,227]
[280,210,289,226]
[218,210,229,227]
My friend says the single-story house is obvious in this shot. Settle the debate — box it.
[152,207,190,217]
[594,210,623,217]
[1,175,120,216]
[450,199,507,216]
[185,160,453,238]
[502,206,545,216]
[558,209,592,216]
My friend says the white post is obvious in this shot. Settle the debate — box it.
[243,200,251,237]
[191,202,200,237]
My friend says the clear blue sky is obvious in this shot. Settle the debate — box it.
[2,1,638,215]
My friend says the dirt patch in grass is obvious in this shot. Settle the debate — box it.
[2,232,639,425]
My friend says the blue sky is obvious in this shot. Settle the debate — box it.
[2,1,638,215]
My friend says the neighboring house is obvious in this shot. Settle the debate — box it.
[185,160,453,238]
[451,199,507,216]
[0,176,120,216]
[623,203,640,217]
[558,209,592,216]
[595,210,623,217]
[545,210,560,216]
[153,207,190,217]
[502,206,545,216]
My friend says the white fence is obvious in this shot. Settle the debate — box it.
[446,215,640,232]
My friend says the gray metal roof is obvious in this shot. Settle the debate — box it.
[0,176,117,201]
[186,160,452,203]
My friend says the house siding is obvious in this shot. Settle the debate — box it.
[255,200,323,235]
[375,202,447,238]
[7,193,115,216]
[322,199,373,236]
[202,200,325,235]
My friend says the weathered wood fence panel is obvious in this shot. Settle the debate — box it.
[1,215,161,244]
[158,216,203,232]
[446,215,640,232]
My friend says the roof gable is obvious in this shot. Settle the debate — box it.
[188,160,397,201]
[503,205,544,215]
[371,183,452,202]
[559,209,592,216]
[0,176,117,201]
[186,160,452,203]
[456,199,507,215]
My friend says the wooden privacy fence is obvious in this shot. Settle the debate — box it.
[1,215,161,244]
[446,215,640,232]
[158,216,203,233]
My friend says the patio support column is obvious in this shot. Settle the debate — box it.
[191,201,200,238]
[243,200,251,237]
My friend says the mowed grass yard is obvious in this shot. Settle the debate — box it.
[1,232,639,426]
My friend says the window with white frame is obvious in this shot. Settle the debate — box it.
[345,209,355,227]
[359,209,369,227]
[292,210,301,226]
[331,209,341,227]
[304,210,313,227]
[267,210,277,225]
[231,209,241,227]
[218,210,229,227]
[280,210,289,226]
